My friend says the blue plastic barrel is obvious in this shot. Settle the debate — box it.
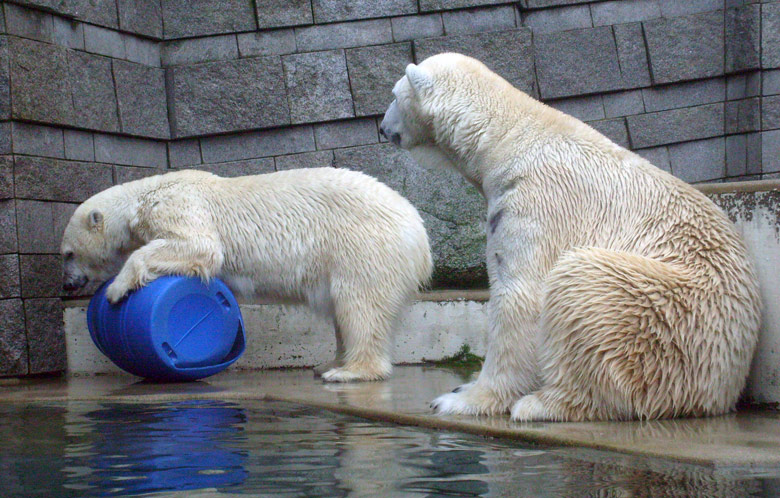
[87,276,246,381]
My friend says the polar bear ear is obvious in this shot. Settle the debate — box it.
[405,64,433,95]
[87,210,104,230]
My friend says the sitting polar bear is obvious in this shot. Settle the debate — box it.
[61,168,433,382]
[380,53,761,421]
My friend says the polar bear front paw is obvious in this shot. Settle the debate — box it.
[431,391,478,415]
[105,279,134,304]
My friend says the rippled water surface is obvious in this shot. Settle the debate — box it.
[0,400,777,497]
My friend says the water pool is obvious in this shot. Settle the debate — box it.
[0,400,776,497]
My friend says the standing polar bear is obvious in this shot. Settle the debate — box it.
[61,168,433,382]
[380,53,761,421]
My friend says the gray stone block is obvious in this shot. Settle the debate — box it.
[115,165,164,184]
[94,134,168,168]
[124,35,161,66]
[200,126,316,163]
[14,156,113,203]
[55,0,119,29]
[168,56,289,137]
[68,51,120,132]
[313,0,416,23]
[421,0,513,11]
[25,298,65,374]
[295,19,393,52]
[51,16,84,49]
[614,22,652,89]
[415,29,536,97]
[19,254,62,298]
[0,299,27,376]
[590,0,661,26]
[168,139,202,168]
[15,200,76,254]
[442,6,516,35]
[0,124,9,155]
[668,137,726,183]
[642,11,724,85]
[194,158,275,177]
[0,156,13,199]
[256,0,312,28]
[535,26,624,99]
[4,3,52,42]
[334,143,486,287]
[626,103,724,148]
[12,123,65,158]
[64,130,95,162]
[765,3,780,69]
[0,37,7,120]
[603,90,644,118]
[346,43,412,117]
[763,130,780,173]
[83,24,125,59]
[117,0,163,39]
[161,0,256,39]
[391,14,443,42]
[113,60,169,139]
[9,37,73,124]
[237,29,297,57]
[726,134,747,177]
[747,132,761,175]
[275,150,334,170]
[548,95,605,122]
[763,70,780,96]
[658,0,724,17]
[283,50,354,124]
[726,4,761,72]
[642,78,725,112]
[0,254,20,299]
[521,4,591,34]
[314,118,378,150]
[0,200,17,253]
[727,72,761,100]
[725,97,761,134]
[162,35,239,66]
[763,95,780,130]
[588,118,630,148]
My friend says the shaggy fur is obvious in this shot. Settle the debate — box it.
[380,53,761,421]
[61,168,433,382]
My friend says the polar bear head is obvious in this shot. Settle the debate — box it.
[61,187,137,291]
[380,53,511,186]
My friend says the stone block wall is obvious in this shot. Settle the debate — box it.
[1,0,779,376]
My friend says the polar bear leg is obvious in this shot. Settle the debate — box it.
[321,295,394,382]
[432,285,543,415]
[313,322,346,376]
[511,247,692,422]
[106,238,223,303]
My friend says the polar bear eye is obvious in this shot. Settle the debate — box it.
[64,251,74,261]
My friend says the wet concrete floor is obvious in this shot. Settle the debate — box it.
[1,365,778,470]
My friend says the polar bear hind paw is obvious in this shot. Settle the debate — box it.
[510,394,554,422]
[321,366,388,383]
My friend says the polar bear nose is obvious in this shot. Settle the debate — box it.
[379,125,388,139]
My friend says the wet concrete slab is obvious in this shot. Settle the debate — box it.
[1,365,779,470]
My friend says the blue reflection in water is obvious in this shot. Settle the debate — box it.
[74,400,247,496]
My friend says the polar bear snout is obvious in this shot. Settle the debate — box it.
[62,259,89,291]
[63,273,88,291]
[380,100,404,147]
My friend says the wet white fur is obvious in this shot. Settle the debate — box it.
[381,53,761,421]
[61,168,433,382]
